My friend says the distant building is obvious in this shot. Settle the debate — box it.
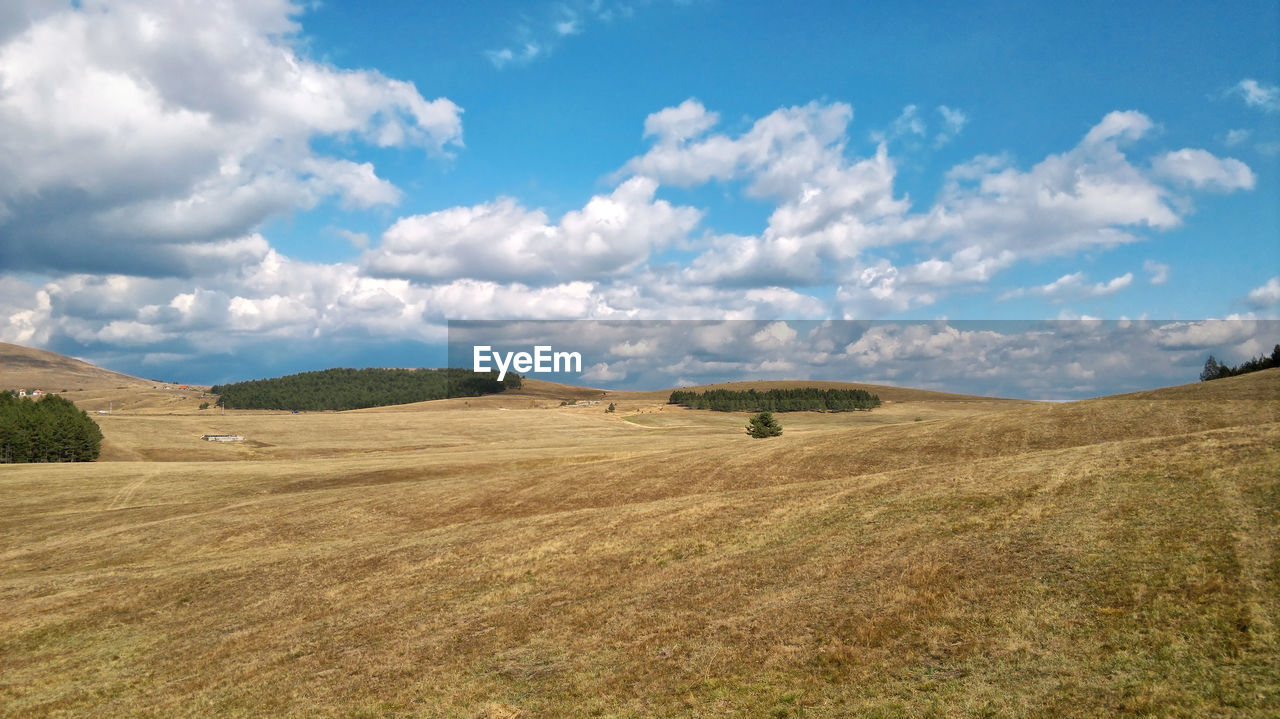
[201,434,245,442]
[30,389,45,397]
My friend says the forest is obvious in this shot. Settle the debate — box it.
[0,392,103,463]
[1200,344,1280,381]
[669,387,881,412]
[210,368,522,411]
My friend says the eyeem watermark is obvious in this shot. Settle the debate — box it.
[473,345,582,381]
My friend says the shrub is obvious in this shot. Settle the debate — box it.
[745,411,783,439]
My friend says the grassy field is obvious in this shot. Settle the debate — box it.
[1,369,1277,717]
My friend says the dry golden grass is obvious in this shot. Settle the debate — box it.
[1,370,1277,717]
[0,342,157,392]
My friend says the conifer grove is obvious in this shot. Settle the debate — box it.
[210,368,521,411]
[0,393,103,463]
[668,387,881,412]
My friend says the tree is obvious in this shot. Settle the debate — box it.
[606,402,616,413]
[1199,344,1280,382]
[745,411,782,438]
[1200,355,1225,382]
[0,393,101,463]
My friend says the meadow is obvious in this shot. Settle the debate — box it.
[1,370,1277,717]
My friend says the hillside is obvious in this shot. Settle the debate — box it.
[0,341,154,392]
[1104,366,1280,401]
[0,369,1276,716]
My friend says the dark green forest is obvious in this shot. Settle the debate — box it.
[0,393,103,463]
[210,368,522,411]
[669,387,881,412]
[1200,344,1280,382]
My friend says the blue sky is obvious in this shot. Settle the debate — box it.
[0,0,1277,392]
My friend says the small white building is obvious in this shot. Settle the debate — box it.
[201,434,244,442]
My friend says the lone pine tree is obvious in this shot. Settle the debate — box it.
[745,411,783,438]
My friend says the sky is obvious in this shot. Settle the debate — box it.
[0,0,1277,394]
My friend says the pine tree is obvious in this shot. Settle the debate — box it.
[1200,356,1224,382]
[745,411,783,438]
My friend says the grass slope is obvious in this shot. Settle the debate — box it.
[0,342,154,392]
[0,370,1277,717]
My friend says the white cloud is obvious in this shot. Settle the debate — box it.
[870,104,926,144]
[336,229,371,250]
[643,99,720,144]
[486,43,541,68]
[439,318,1280,396]
[615,104,1253,316]
[485,0,644,69]
[1233,79,1280,113]
[928,112,1182,259]
[1224,129,1252,147]
[1154,317,1258,349]
[581,362,626,382]
[1081,110,1153,145]
[935,105,968,146]
[609,340,657,358]
[623,100,857,196]
[363,177,701,283]
[0,0,462,276]
[3,86,1266,380]
[751,321,798,349]
[1000,272,1133,302]
[1151,149,1255,191]
[1246,277,1280,308]
[1143,260,1169,285]
[626,102,914,286]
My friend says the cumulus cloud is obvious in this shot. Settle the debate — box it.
[1151,149,1255,191]
[643,99,720,144]
[363,177,701,283]
[581,362,626,382]
[0,0,462,277]
[1153,317,1259,350]
[3,84,1264,382]
[623,100,859,196]
[1246,277,1280,308]
[618,103,1254,305]
[450,319,1279,398]
[622,101,915,286]
[614,103,1252,315]
[927,111,1183,259]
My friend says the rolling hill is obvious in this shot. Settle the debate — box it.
[0,356,1276,716]
[0,341,154,392]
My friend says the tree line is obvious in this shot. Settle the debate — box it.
[0,392,103,463]
[1200,344,1280,382]
[210,367,522,411]
[668,387,881,412]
